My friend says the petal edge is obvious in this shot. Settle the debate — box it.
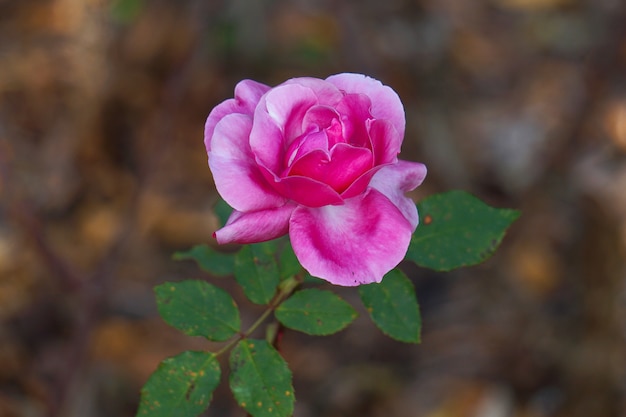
[289,190,412,286]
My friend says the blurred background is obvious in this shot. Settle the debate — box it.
[1,0,625,416]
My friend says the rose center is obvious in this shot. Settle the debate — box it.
[282,113,373,193]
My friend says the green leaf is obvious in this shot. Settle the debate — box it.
[303,272,324,285]
[275,289,357,335]
[172,245,235,277]
[278,239,302,280]
[407,190,520,271]
[137,351,220,417]
[155,280,240,341]
[229,339,294,417]
[234,243,280,304]
[358,269,421,343]
[214,198,233,228]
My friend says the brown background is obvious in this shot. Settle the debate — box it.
[1,0,625,416]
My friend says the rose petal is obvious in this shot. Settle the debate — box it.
[369,119,402,165]
[335,93,373,148]
[210,113,253,160]
[214,204,296,244]
[209,114,286,211]
[288,144,373,194]
[301,105,344,147]
[250,84,318,174]
[284,77,343,106]
[340,164,385,199]
[289,189,413,286]
[302,105,340,130]
[326,73,405,138]
[259,163,344,207]
[249,105,286,173]
[204,79,270,151]
[284,130,329,170]
[264,83,318,141]
[368,161,427,229]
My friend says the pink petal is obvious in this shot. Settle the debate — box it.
[214,204,295,244]
[264,83,318,141]
[368,161,427,229]
[234,79,272,112]
[302,105,339,130]
[209,114,286,211]
[326,73,405,138]
[204,79,270,151]
[289,189,413,286]
[249,106,285,173]
[368,119,402,165]
[249,84,318,174]
[335,93,373,148]
[340,164,385,199]
[277,176,344,207]
[284,77,343,106]
[210,113,253,159]
[288,144,373,194]
[284,130,329,169]
[258,164,344,207]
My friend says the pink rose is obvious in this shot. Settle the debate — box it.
[205,73,427,286]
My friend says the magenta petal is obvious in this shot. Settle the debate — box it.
[284,130,329,169]
[368,161,427,229]
[257,163,344,207]
[326,73,405,138]
[369,119,402,165]
[234,79,272,113]
[290,190,413,286]
[302,105,339,131]
[264,83,318,141]
[249,106,285,173]
[250,84,318,174]
[210,113,253,159]
[288,144,373,194]
[204,79,270,150]
[284,77,343,106]
[214,204,295,244]
[209,114,286,211]
[340,164,385,199]
[271,175,344,207]
[335,93,373,148]
[302,105,343,148]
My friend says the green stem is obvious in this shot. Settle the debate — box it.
[213,274,302,357]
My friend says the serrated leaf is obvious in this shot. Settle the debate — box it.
[137,351,220,417]
[173,245,235,277]
[229,339,294,417]
[234,243,280,304]
[407,190,520,271]
[155,280,240,341]
[358,269,421,343]
[275,289,357,335]
[278,239,302,280]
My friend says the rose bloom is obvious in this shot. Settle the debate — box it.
[205,73,426,286]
